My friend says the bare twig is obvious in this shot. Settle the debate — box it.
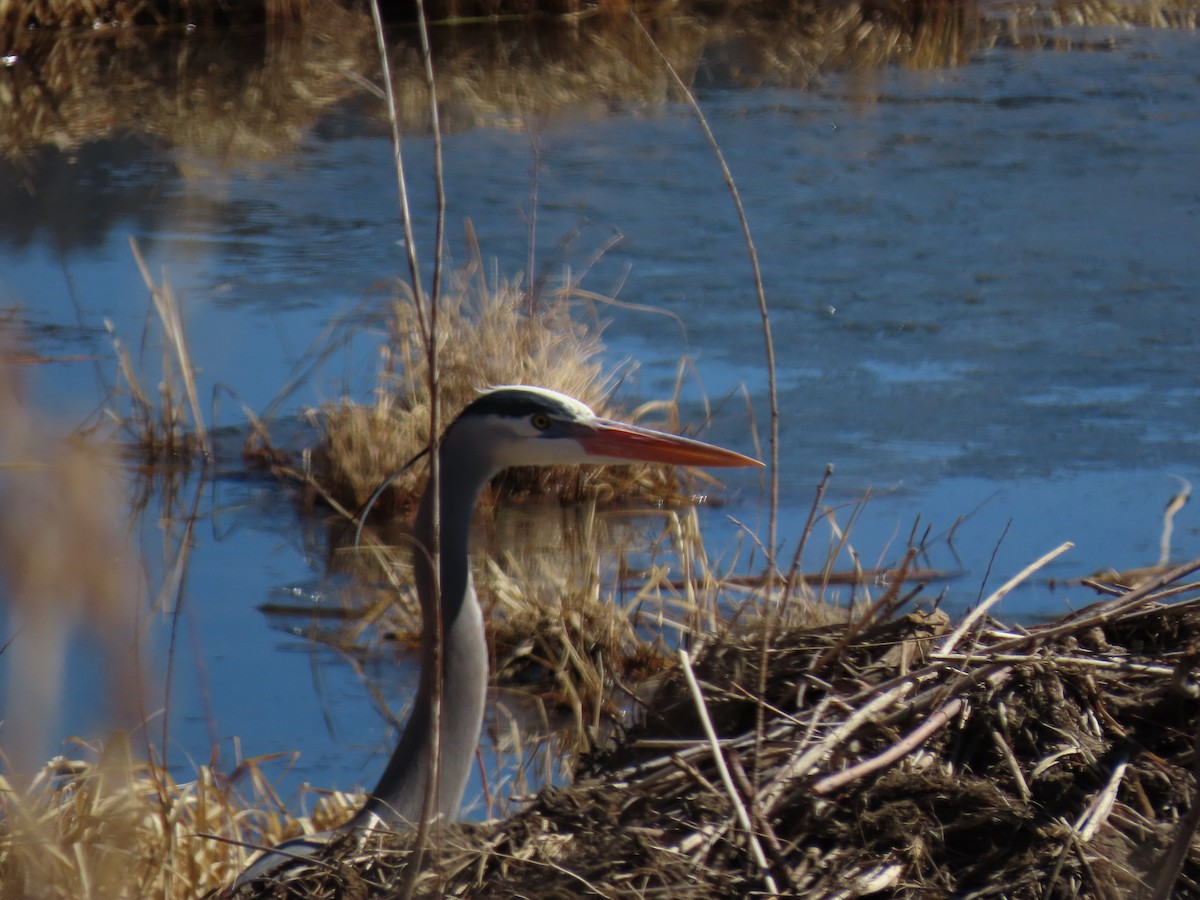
[367,0,446,895]
[762,681,915,812]
[1159,476,1191,567]
[679,649,779,895]
[936,542,1074,657]
[998,558,1200,655]
[629,13,778,563]
[811,695,959,797]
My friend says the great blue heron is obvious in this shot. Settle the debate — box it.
[234,386,760,887]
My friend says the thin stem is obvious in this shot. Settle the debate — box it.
[370,1,424,300]
[416,0,447,312]
[368,0,444,894]
[680,649,779,895]
[631,10,781,813]
[630,14,779,564]
[411,1,447,894]
[935,541,1074,657]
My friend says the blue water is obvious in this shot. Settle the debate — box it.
[1,20,1198,809]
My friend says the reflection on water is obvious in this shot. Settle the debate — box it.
[1,12,1199,806]
[0,5,970,168]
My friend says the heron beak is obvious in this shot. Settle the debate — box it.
[574,419,763,468]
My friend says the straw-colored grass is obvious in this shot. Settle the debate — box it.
[0,0,329,34]
[226,555,1200,899]
[9,547,1200,898]
[0,734,365,899]
[1003,0,1199,30]
[7,3,1193,166]
[101,241,210,460]
[0,2,371,165]
[310,253,613,508]
[274,247,697,516]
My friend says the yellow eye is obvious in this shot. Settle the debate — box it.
[531,413,551,431]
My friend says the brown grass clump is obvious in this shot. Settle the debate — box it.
[4,2,1195,169]
[230,557,1200,899]
[308,260,610,507]
[480,505,698,739]
[280,250,693,516]
[0,736,363,899]
[998,0,1199,31]
[102,242,210,460]
[1,0,330,35]
[0,3,370,165]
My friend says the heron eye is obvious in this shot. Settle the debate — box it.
[530,413,552,431]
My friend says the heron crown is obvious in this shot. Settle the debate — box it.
[460,386,597,424]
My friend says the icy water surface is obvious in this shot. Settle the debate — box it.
[1,20,1198,806]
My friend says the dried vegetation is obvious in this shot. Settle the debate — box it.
[228,557,1200,898]
[105,241,210,460]
[7,367,1197,899]
[10,438,1200,900]
[6,1,1196,166]
[274,245,691,516]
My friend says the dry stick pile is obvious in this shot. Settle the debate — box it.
[237,558,1200,899]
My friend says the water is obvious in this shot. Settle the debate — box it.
[1,18,1198,809]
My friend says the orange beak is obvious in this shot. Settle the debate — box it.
[573,419,763,468]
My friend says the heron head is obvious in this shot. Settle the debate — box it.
[448,386,761,474]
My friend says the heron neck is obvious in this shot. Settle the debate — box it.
[352,440,493,828]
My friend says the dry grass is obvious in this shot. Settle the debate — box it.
[228,556,1200,899]
[7,2,1193,166]
[0,0,329,34]
[101,241,210,460]
[265,244,699,516]
[0,735,364,899]
[0,2,370,165]
[999,0,1199,30]
[310,252,613,508]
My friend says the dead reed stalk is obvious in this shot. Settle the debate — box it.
[102,243,210,460]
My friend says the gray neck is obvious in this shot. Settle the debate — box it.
[351,436,493,828]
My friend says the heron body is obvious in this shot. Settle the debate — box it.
[234,386,760,886]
